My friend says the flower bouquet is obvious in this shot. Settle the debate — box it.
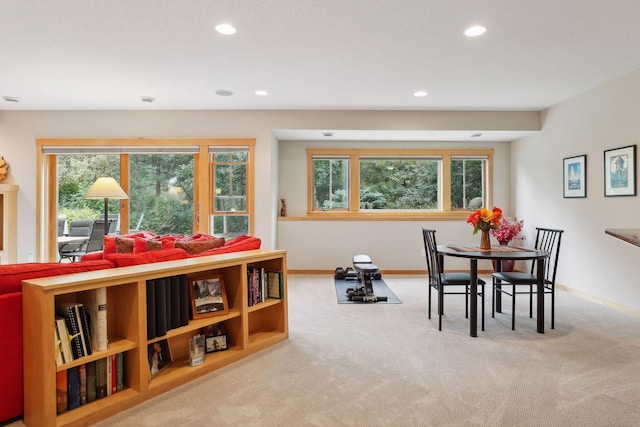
[491,218,524,245]
[467,206,503,249]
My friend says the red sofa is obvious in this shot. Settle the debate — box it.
[0,234,260,423]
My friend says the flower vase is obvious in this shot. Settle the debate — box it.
[480,229,491,250]
[492,240,515,272]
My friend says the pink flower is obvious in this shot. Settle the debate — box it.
[490,218,524,244]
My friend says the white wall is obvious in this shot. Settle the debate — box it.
[513,68,640,311]
[0,109,532,265]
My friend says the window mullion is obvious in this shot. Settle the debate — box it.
[441,154,452,211]
[350,154,359,212]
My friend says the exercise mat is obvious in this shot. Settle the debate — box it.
[334,278,402,304]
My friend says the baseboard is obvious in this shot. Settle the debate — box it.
[557,283,640,318]
[287,269,494,275]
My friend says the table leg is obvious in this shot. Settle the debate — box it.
[495,259,502,313]
[536,257,545,333]
[470,258,478,337]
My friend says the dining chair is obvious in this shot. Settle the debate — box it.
[59,219,95,262]
[422,228,486,331]
[491,227,563,330]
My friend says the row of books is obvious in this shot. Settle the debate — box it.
[146,274,190,339]
[55,353,124,414]
[54,288,108,366]
[247,267,283,306]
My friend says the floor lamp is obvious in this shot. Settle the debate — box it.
[84,177,129,235]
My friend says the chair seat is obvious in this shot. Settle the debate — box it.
[492,271,551,285]
[441,272,486,285]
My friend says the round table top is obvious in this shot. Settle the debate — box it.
[437,244,549,260]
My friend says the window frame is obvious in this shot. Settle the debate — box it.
[37,138,254,262]
[307,147,493,219]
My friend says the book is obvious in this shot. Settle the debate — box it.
[179,275,189,326]
[164,277,172,331]
[106,354,112,396]
[76,303,94,356]
[56,302,83,359]
[146,279,156,339]
[96,357,107,399]
[170,276,181,330]
[86,360,97,402]
[77,288,108,351]
[111,354,117,395]
[267,271,283,299]
[56,370,68,414]
[116,352,124,392]
[79,363,87,405]
[155,278,167,337]
[54,321,64,367]
[55,316,74,363]
[67,366,81,410]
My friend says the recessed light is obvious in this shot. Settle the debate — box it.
[254,90,268,96]
[414,90,428,97]
[471,133,483,138]
[464,25,486,37]
[216,90,233,96]
[2,96,20,103]
[140,96,155,103]
[215,23,236,35]
[322,132,334,137]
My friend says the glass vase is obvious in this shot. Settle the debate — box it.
[480,229,491,250]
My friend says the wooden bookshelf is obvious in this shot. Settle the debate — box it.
[22,249,288,427]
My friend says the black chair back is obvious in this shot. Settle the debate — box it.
[68,219,94,237]
[422,229,442,287]
[530,227,564,285]
[86,219,114,252]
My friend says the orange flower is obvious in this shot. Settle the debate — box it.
[467,206,503,234]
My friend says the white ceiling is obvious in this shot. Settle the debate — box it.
[1,0,640,140]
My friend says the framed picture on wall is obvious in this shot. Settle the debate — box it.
[563,154,587,198]
[604,145,636,197]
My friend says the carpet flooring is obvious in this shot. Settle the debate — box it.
[7,274,640,426]
[334,278,402,303]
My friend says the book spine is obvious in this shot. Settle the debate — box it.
[54,320,64,367]
[146,279,156,339]
[77,304,94,355]
[86,360,97,403]
[116,352,124,392]
[170,276,181,330]
[56,370,68,414]
[96,357,107,399]
[179,275,189,326]
[111,354,117,395]
[93,288,108,351]
[64,308,83,359]
[67,366,81,410]
[155,278,167,337]
[79,363,87,405]
[106,355,112,396]
[164,278,172,332]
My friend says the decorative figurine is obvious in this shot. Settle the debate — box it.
[0,156,8,182]
[280,198,287,217]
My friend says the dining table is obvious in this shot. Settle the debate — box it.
[437,244,549,337]
[57,235,89,259]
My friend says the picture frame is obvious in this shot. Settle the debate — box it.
[205,335,228,353]
[604,145,636,197]
[189,275,229,319]
[563,154,587,198]
[203,322,228,354]
[148,339,172,377]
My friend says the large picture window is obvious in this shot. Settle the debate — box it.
[308,148,493,216]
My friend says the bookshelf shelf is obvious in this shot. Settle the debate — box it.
[23,249,288,427]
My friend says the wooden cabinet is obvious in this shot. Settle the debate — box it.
[0,183,18,264]
[22,249,288,427]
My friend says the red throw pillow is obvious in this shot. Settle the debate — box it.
[133,237,162,253]
[115,236,135,253]
[175,237,225,255]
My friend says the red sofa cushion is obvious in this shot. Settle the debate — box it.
[0,292,23,422]
[105,247,189,267]
[192,235,261,257]
[0,260,115,295]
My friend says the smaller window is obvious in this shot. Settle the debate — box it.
[450,157,487,210]
[312,157,349,210]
